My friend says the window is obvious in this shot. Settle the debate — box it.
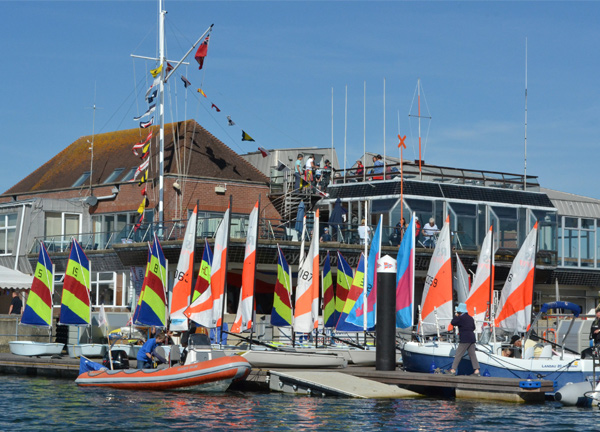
[559,217,596,268]
[103,168,125,184]
[72,171,91,187]
[121,167,138,182]
[490,206,518,249]
[0,213,18,255]
[448,202,478,250]
[44,212,81,252]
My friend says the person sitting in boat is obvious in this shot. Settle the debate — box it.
[523,332,544,358]
[502,335,523,358]
[448,303,480,376]
[136,332,167,369]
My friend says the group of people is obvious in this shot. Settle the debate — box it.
[294,154,332,193]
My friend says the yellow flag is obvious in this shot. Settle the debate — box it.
[137,197,147,214]
[198,88,207,98]
[150,64,163,78]
[138,170,148,186]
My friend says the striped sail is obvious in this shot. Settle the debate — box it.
[271,245,293,327]
[347,216,382,328]
[185,206,230,328]
[21,242,53,327]
[420,215,453,334]
[192,238,213,303]
[322,252,335,328]
[335,251,353,323]
[135,235,168,327]
[132,245,151,325]
[455,253,470,305]
[59,239,91,326]
[495,222,538,332]
[169,205,198,331]
[396,215,415,329]
[294,209,320,333]
[466,225,494,331]
[336,253,368,332]
[231,201,259,333]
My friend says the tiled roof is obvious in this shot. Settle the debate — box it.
[4,119,268,194]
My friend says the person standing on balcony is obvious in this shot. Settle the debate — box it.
[294,154,304,191]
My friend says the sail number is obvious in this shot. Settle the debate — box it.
[176,271,188,283]
[298,269,312,282]
[425,275,438,288]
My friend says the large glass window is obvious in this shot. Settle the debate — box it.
[563,217,580,267]
[490,206,518,249]
[530,209,557,252]
[92,212,150,248]
[448,202,477,250]
[0,213,18,255]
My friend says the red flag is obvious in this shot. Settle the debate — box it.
[258,146,270,158]
[194,35,210,70]
[211,103,221,112]
[166,62,174,73]
[141,185,147,196]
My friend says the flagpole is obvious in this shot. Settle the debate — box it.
[344,85,347,183]
[331,87,334,173]
[158,0,166,227]
[383,78,386,180]
[363,201,368,345]
[363,81,366,182]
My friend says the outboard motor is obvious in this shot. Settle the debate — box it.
[102,349,130,370]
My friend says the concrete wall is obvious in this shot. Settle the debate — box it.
[0,315,52,353]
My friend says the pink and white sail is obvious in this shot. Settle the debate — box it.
[465,225,494,331]
[495,222,538,332]
[231,201,259,333]
[420,215,453,334]
[185,206,230,328]
[294,209,320,334]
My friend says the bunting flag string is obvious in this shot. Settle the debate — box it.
[133,104,155,121]
[242,131,255,142]
[181,76,191,88]
[132,131,153,156]
[211,103,221,112]
[227,116,235,126]
[258,147,270,158]
[140,117,154,128]
[132,159,149,181]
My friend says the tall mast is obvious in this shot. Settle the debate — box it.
[158,0,166,225]
[344,85,347,183]
[363,81,366,181]
[383,78,386,179]
[418,78,421,178]
[331,87,334,170]
[524,38,528,191]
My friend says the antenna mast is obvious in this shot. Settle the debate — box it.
[524,38,528,191]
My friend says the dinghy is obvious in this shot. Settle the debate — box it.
[9,341,64,356]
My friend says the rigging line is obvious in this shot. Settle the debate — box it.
[97,77,145,136]
[408,83,418,161]
[190,90,246,153]
[213,89,305,148]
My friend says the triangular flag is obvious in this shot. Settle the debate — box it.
[141,185,147,196]
[166,62,174,73]
[181,76,191,88]
[258,147,270,158]
[242,131,255,142]
[140,117,154,128]
[150,64,163,78]
[227,116,235,126]
[198,88,207,98]
[211,103,221,112]
[133,104,155,121]
[138,197,148,214]
[138,170,148,186]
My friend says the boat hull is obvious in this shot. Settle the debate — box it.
[68,344,107,358]
[9,341,64,356]
[555,380,600,407]
[75,355,251,390]
[402,341,594,393]
[240,350,347,368]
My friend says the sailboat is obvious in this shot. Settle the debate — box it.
[10,242,65,356]
[402,222,595,393]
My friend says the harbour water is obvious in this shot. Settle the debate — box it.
[0,375,597,431]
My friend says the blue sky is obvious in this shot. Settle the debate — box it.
[2,1,599,198]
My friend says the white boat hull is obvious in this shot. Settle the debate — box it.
[68,344,108,358]
[240,350,347,368]
[9,341,64,356]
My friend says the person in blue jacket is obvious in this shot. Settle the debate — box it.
[136,332,166,369]
[449,303,480,376]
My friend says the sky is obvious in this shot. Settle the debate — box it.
[2,1,600,199]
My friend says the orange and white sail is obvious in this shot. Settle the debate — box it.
[294,209,320,334]
[231,201,259,333]
[466,225,494,331]
[184,205,230,328]
[169,205,198,331]
[495,222,538,332]
[420,215,453,334]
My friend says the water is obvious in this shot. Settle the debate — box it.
[1,375,598,432]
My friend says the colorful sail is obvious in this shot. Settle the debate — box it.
[396,215,416,329]
[135,234,168,327]
[336,253,369,332]
[271,245,293,327]
[169,206,198,331]
[21,242,53,327]
[294,209,320,334]
[132,244,151,325]
[335,251,353,323]
[420,215,453,334]
[59,239,91,326]
[322,252,335,328]
[192,238,213,303]
[495,222,538,332]
[232,201,259,333]
[185,206,230,328]
[466,225,494,330]
[346,215,382,328]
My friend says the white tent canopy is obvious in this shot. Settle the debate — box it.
[0,265,33,290]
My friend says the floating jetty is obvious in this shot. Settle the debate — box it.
[0,353,552,403]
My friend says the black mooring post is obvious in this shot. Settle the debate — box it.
[376,254,397,371]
